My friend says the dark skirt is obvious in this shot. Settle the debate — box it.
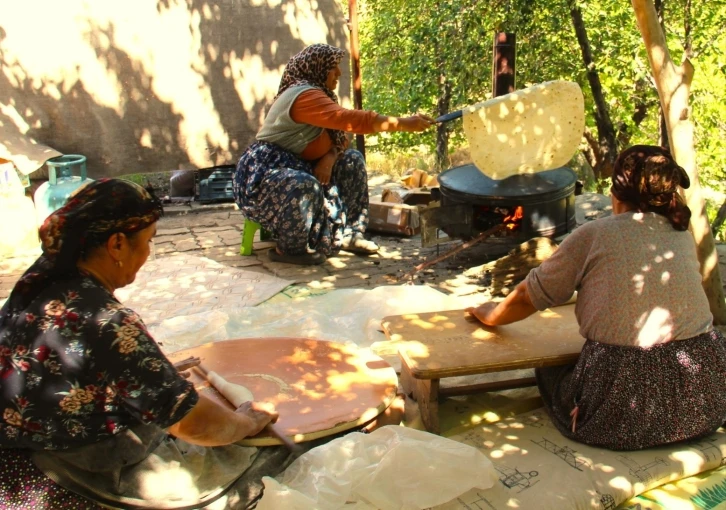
[0,449,102,509]
[233,141,370,256]
[536,329,726,451]
[1,424,293,510]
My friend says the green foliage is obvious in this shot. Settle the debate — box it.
[359,0,497,152]
[706,197,726,242]
[688,2,726,191]
[358,0,726,189]
[121,174,147,186]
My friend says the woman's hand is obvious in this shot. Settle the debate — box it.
[466,302,499,327]
[173,356,201,379]
[466,281,538,327]
[168,395,280,446]
[399,114,436,132]
[236,401,279,436]
[373,114,435,134]
[313,150,339,185]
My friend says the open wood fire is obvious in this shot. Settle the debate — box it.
[503,206,524,230]
[473,205,525,235]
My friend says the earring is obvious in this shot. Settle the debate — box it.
[116,260,123,268]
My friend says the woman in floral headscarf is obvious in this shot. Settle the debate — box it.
[467,145,726,451]
[0,179,281,509]
[233,43,434,265]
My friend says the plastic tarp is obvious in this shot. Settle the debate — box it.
[256,426,496,510]
[151,285,466,357]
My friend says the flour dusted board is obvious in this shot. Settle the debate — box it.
[167,338,398,446]
[463,80,585,180]
[381,304,585,379]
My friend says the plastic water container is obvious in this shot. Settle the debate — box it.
[0,160,39,257]
[34,155,92,226]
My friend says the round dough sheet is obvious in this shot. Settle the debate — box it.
[168,338,398,446]
[463,80,585,180]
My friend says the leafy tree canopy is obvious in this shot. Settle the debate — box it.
[357,0,725,190]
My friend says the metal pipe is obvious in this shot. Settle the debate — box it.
[492,32,516,97]
[399,224,505,281]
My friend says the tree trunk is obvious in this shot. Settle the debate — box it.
[435,74,452,171]
[654,0,670,150]
[570,4,619,180]
[583,128,607,193]
[632,0,726,324]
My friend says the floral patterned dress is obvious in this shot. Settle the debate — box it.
[233,142,370,256]
[0,271,198,507]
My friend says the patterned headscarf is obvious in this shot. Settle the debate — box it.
[0,179,163,324]
[275,43,347,151]
[611,145,691,231]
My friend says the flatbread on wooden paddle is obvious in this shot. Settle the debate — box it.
[463,80,585,180]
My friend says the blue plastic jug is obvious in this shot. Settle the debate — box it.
[34,155,92,225]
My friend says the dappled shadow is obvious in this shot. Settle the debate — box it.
[449,409,726,508]
[379,306,583,378]
[167,337,397,443]
[0,0,349,178]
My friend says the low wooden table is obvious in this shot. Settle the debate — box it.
[381,304,585,434]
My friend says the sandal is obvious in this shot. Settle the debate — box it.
[268,250,326,266]
[341,234,379,255]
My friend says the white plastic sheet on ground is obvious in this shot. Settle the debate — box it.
[153,310,230,353]
[256,426,496,510]
[150,285,466,356]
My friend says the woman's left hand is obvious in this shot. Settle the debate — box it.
[466,303,498,327]
[173,356,201,378]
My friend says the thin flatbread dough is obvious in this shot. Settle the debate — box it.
[463,80,585,180]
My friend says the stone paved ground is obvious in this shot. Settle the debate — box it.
[148,202,498,297]
[4,190,726,305]
[0,200,545,303]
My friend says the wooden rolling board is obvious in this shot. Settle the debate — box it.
[381,304,585,379]
[167,338,398,446]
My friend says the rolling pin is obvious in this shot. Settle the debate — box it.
[195,364,301,454]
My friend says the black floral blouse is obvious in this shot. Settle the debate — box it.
[0,273,198,451]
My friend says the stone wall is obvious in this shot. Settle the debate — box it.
[0,0,350,178]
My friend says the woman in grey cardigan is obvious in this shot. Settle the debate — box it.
[468,145,726,451]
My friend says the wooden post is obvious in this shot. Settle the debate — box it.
[348,0,366,159]
[492,33,516,97]
[632,0,726,324]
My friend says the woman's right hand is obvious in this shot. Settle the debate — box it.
[399,114,435,133]
[236,401,279,436]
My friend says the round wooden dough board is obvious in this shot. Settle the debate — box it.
[167,338,398,446]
